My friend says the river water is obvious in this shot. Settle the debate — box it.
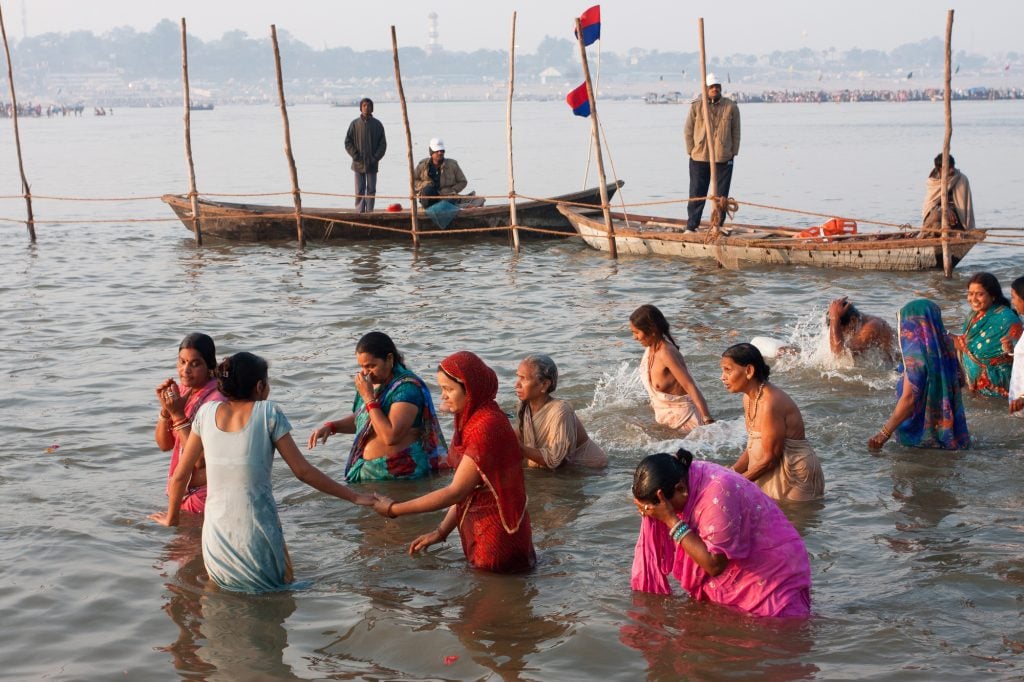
[1,99,1023,680]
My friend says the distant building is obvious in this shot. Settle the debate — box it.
[426,12,441,55]
[539,67,562,85]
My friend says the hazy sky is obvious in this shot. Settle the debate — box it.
[4,1,1020,56]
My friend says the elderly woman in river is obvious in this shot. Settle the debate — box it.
[951,272,1022,399]
[631,448,812,617]
[720,343,824,502]
[307,332,445,482]
[154,332,225,514]
[514,354,607,469]
[629,304,714,433]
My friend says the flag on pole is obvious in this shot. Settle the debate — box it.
[566,82,591,117]
[575,5,601,46]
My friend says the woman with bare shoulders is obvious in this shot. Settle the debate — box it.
[720,343,824,502]
[629,304,714,433]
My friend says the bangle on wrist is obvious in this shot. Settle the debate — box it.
[669,520,691,543]
[323,420,337,435]
[879,424,892,440]
[366,400,381,412]
[386,501,397,519]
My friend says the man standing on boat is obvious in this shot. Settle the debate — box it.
[684,73,741,231]
[414,138,469,208]
[344,98,387,213]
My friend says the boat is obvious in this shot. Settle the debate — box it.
[162,181,623,242]
[189,102,215,111]
[556,205,985,271]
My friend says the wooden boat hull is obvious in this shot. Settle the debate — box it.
[558,206,984,272]
[162,182,622,242]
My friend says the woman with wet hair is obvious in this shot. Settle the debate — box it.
[720,343,824,501]
[631,448,811,617]
[153,332,224,514]
[151,352,373,592]
[514,354,607,469]
[629,304,714,434]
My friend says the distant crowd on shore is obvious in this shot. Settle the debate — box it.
[0,102,86,118]
[645,86,1024,106]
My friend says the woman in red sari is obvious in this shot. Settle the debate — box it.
[372,351,535,573]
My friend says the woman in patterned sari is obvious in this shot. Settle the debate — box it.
[372,351,536,573]
[154,332,224,514]
[308,332,446,482]
[869,299,969,450]
[952,272,1022,399]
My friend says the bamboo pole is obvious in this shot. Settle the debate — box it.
[391,26,420,248]
[697,18,720,228]
[179,19,202,246]
[270,25,304,247]
[940,10,954,276]
[0,4,35,242]
[574,18,616,258]
[506,12,520,251]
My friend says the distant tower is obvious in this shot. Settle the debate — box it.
[426,12,441,55]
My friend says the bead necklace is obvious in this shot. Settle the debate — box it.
[747,382,766,426]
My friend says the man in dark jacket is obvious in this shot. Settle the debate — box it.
[344,98,387,212]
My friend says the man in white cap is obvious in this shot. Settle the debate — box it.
[414,137,468,208]
[683,72,741,231]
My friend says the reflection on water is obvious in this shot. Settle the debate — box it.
[155,527,299,680]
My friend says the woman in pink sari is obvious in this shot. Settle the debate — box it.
[154,333,224,514]
[631,449,811,617]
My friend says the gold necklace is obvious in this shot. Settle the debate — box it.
[747,382,765,426]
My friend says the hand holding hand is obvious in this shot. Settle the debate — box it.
[372,494,396,517]
[351,492,376,507]
[156,379,187,418]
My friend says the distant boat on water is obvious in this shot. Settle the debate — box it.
[189,102,215,111]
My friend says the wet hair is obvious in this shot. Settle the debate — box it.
[721,342,771,383]
[632,448,694,503]
[359,97,373,109]
[629,304,678,349]
[216,352,268,400]
[968,272,1012,310]
[179,332,217,371]
[355,331,404,367]
[1011,276,1024,301]
[516,354,559,437]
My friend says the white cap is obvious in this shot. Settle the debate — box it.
[429,137,445,152]
[705,73,721,87]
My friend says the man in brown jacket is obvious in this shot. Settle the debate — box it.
[684,73,741,231]
[414,138,469,208]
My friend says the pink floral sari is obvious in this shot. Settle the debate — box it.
[631,460,811,617]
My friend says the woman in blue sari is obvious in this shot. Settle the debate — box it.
[952,272,1022,399]
[308,332,446,482]
[868,299,969,450]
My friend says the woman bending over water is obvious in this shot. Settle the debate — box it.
[632,449,812,617]
[720,343,824,502]
[308,332,446,482]
[630,304,714,434]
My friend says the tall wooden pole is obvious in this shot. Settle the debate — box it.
[506,12,521,251]
[391,26,420,248]
[574,18,616,258]
[0,4,35,242]
[270,25,304,247]
[940,10,954,276]
[179,19,202,246]
[697,18,719,228]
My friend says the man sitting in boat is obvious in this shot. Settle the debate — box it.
[414,138,471,208]
[828,297,895,363]
[922,153,975,231]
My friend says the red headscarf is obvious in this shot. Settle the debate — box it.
[438,351,527,534]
